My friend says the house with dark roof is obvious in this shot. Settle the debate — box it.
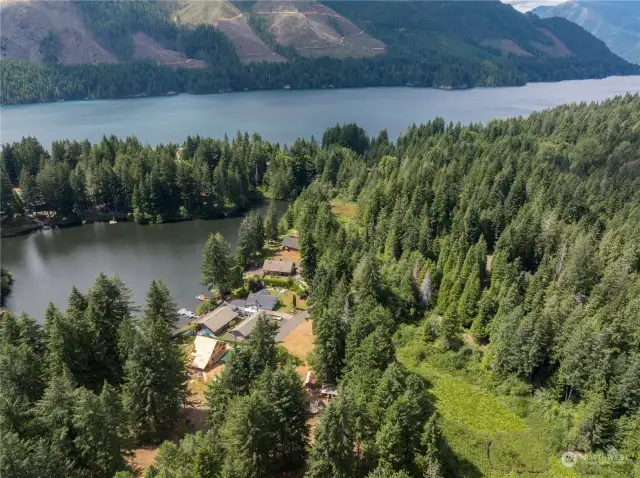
[282,236,299,251]
[263,259,295,276]
[229,313,262,341]
[230,312,281,341]
[195,306,238,336]
[246,289,278,311]
[229,289,278,315]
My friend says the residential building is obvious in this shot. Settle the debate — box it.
[191,336,226,370]
[195,305,238,336]
[282,236,299,251]
[263,259,295,276]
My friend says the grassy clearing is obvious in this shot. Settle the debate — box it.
[330,200,358,223]
[396,330,561,477]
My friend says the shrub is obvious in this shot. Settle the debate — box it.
[262,276,293,288]
[247,277,265,292]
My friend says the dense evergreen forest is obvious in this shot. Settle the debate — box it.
[1,130,323,225]
[1,0,638,104]
[2,95,640,476]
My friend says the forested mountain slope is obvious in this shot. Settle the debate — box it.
[534,1,640,64]
[0,0,637,104]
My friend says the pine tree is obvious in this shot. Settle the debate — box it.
[264,199,279,243]
[43,303,70,379]
[145,279,179,329]
[236,215,254,269]
[0,164,14,219]
[122,317,186,443]
[299,233,318,282]
[72,383,130,477]
[33,368,78,472]
[248,313,278,377]
[149,430,223,478]
[351,253,380,303]
[313,290,347,383]
[201,232,234,293]
[257,367,309,470]
[417,414,444,478]
[221,391,277,478]
[306,396,355,478]
[85,273,133,387]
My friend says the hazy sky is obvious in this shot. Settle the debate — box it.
[501,0,564,12]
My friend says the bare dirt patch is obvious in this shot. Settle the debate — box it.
[273,248,302,263]
[131,31,207,68]
[216,18,287,64]
[532,28,573,57]
[171,0,286,64]
[131,447,159,476]
[0,0,117,64]
[481,39,533,57]
[250,0,385,59]
[282,318,315,379]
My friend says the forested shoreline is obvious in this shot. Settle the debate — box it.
[3,57,638,105]
[2,95,640,477]
[0,124,369,233]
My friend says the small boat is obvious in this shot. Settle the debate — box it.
[185,311,196,319]
[195,295,206,301]
[109,217,118,224]
[177,308,188,315]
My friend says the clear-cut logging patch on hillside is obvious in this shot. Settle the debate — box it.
[250,0,385,58]
[480,39,533,57]
[0,0,117,65]
[131,31,207,69]
[531,28,573,57]
[170,0,286,64]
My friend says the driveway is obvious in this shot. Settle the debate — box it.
[276,310,310,342]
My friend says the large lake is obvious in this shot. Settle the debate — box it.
[1,76,639,147]
[2,77,640,321]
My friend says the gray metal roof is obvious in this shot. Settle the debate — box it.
[246,290,278,310]
[197,306,238,334]
[282,236,299,249]
[230,313,262,340]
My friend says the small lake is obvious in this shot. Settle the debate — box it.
[1,76,639,148]
[1,202,288,324]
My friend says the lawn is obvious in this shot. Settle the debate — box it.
[270,289,307,313]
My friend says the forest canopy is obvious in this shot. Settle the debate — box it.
[2,94,640,477]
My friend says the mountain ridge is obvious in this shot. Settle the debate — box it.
[1,0,637,104]
[533,0,640,64]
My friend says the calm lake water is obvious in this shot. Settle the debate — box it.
[2,202,288,324]
[2,77,640,320]
[1,76,639,147]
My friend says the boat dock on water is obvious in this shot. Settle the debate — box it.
[178,308,196,319]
